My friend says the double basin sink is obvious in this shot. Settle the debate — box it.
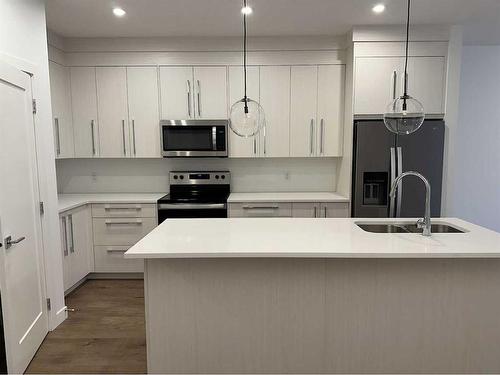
[357,222,466,234]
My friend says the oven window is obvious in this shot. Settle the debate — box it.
[163,126,213,151]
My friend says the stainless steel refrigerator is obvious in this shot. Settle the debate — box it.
[352,119,445,218]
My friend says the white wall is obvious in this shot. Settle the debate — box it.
[447,46,500,232]
[56,158,338,194]
[0,0,66,329]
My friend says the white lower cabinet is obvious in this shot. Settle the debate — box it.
[229,203,292,218]
[59,203,157,289]
[60,205,93,292]
[229,201,349,218]
[92,203,156,273]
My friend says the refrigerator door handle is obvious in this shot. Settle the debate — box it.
[396,146,403,218]
[389,147,396,218]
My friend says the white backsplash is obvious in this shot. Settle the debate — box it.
[56,158,338,194]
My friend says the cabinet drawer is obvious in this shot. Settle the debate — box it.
[93,217,157,246]
[229,203,292,218]
[94,246,144,273]
[92,203,156,218]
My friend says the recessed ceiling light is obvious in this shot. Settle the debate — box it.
[113,7,126,17]
[241,6,253,15]
[372,4,386,13]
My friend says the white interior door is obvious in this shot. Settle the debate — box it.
[193,67,228,119]
[0,60,48,374]
[228,66,260,158]
[127,67,161,157]
[159,66,194,119]
[259,66,291,157]
[317,65,345,157]
[290,66,318,157]
[96,67,130,157]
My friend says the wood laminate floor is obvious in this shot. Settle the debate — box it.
[26,279,146,374]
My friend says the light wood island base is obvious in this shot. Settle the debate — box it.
[144,258,500,374]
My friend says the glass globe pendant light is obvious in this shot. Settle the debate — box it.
[229,0,265,138]
[383,0,425,135]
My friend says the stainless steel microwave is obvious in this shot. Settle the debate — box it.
[160,119,228,158]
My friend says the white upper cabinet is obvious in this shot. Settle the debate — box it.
[228,66,260,158]
[354,52,446,116]
[260,66,291,157]
[70,67,99,157]
[127,67,161,157]
[193,66,228,119]
[317,65,345,157]
[354,57,404,116]
[159,66,193,119]
[290,65,345,158]
[407,57,446,115]
[96,67,130,157]
[290,66,318,157]
[49,61,74,159]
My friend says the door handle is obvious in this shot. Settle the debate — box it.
[3,235,26,250]
[55,118,61,156]
[389,147,396,218]
[396,146,403,218]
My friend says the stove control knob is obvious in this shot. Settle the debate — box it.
[215,175,219,179]
[180,175,184,180]
[221,175,226,180]
[173,175,178,180]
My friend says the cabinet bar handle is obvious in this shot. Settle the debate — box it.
[392,71,397,100]
[253,138,257,155]
[313,206,317,218]
[197,80,201,117]
[55,118,61,156]
[104,204,142,210]
[323,207,327,218]
[320,118,325,155]
[91,120,96,156]
[106,249,128,254]
[310,119,314,156]
[396,146,403,218]
[62,218,68,256]
[389,147,396,218]
[68,215,74,253]
[187,80,192,117]
[105,220,143,225]
[132,119,136,156]
[263,124,267,156]
[242,205,279,210]
[122,120,126,156]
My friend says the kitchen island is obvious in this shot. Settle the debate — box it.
[126,218,500,374]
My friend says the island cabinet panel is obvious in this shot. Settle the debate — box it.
[145,258,500,374]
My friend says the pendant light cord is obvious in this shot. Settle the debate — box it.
[243,0,249,113]
[403,0,411,97]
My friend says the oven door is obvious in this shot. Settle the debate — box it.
[161,120,228,157]
[158,203,227,223]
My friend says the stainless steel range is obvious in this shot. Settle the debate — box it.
[157,171,230,223]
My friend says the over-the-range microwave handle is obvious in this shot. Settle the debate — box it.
[212,126,217,151]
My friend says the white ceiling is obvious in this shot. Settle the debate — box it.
[46,0,500,43]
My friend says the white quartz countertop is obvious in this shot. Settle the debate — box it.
[125,217,500,259]
[58,193,164,212]
[227,192,349,203]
